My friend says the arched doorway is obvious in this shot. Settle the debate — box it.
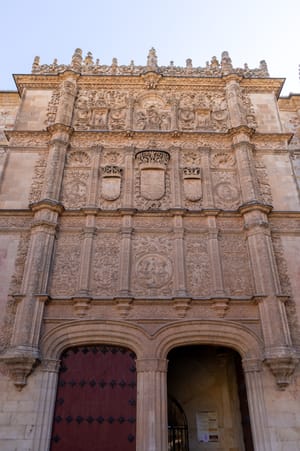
[167,345,254,451]
[50,345,137,451]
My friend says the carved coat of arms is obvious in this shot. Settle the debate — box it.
[101,166,122,201]
[183,167,202,201]
[136,150,170,201]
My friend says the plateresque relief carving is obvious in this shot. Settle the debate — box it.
[50,233,81,297]
[185,236,211,297]
[100,165,122,201]
[182,167,202,202]
[132,236,173,296]
[135,150,170,209]
[29,152,48,203]
[133,93,171,131]
[219,233,253,296]
[90,235,120,297]
[73,89,129,130]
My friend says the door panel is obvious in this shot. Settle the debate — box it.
[50,345,137,451]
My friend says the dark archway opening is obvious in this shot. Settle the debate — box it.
[168,395,189,450]
[167,345,254,451]
[50,344,137,451]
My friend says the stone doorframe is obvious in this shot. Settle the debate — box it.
[32,319,272,451]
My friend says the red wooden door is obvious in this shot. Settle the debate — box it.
[50,345,137,451]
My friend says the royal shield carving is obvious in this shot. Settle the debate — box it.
[183,167,202,201]
[136,150,170,201]
[140,168,165,200]
[101,166,122,201]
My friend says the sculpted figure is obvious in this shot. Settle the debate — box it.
[179,107,196,130]
[146,105,160,129]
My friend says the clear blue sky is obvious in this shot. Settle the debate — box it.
[2,0,299,95]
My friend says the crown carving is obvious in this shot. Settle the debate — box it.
[183,167,201,178]
[102,165,122,176]
[135,150,170,169]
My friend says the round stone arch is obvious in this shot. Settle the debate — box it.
[40,319,149,360]
[154,320,264,361]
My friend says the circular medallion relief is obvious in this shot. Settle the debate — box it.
[215,182,239,203]
[136,254,172,288]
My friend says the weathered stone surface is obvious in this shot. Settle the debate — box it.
[0,49,299,451]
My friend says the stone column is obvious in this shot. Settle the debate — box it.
[173,213,188,298]
[0,147,8,185]
[232,132,260,204]
[115,211,134,317]
[242,204,298,388]
[206,214,229,316]
[170,146,182,208]
[1,82,76,388]
[242,359,272,451]
[136,358,168,451]
[32,359,60,451]
[123,146,135,209]
[118,214,133,297]
[225,75,247,128]
[73,147,101,315]
[55,73,78,126]
[171,98,178,130]
[201,147,214,208]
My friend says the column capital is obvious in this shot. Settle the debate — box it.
[242,358,263,373]
[136,358,168,373]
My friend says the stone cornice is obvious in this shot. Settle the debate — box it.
[12,72,285,95]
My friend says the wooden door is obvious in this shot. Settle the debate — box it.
[50,345,137,451]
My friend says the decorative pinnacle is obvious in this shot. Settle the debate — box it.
[147,47,158,70]
[221,51,233,74]
[71,48,83,72]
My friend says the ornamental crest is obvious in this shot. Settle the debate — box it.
[101,165,122,201]
[183,167,202,201]
[136,253,172,288]
[136,150,170,200]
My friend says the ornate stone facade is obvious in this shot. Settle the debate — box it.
[0,49,300,450]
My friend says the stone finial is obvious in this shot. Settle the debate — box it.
[84,51,94,65]
[71,48,83,72]
[186,58,193,68]
[259,60,269,76]
[221,51,233,74]
[147,47,158,70]
[32,56,40,73]
[210,56,219,68]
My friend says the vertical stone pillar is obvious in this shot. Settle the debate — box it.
[55,73,78,126]
[32,359,60,451]
[227,115,298,388]
[1,82,76,387]
[242,204,298,387]
[86,145,101,207]
[0,147,8,185]
[42,124,73,200]
[242,359,272,451]
[171,98,178,130]
[73,147,101,314]
[173,213,188,298]
[206,214,226,298]
[232,133,260,204]
[225,75,246,128]
[201,147,214,208]
[136,358,168,451]
[118,214,133,297]
[123,146,135,209]
[170,146,182,208]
